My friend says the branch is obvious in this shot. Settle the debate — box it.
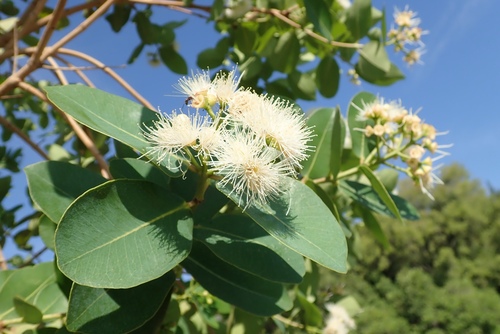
[29,0,67,67]
[52,55,97,87]
[17,81,111,179]
[0,113,50,160]
[260,7,363,49]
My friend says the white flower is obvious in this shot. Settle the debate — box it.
[209,128,290,209]
[229,94,313,171]
[323,303,356,334]
[142,109,208,167]
[174,70,216,109]
[224,0,252,19]
[212,69,241,104]
[394,6,421,28]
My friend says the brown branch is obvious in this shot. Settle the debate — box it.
[17,81,111,179]
[0,114,50,160]
[261,8,363,49]
[30,0,67,67]
[46,0,115,57]
[0,247,8,270]
[52,55,96,87]
[57,48,155,109]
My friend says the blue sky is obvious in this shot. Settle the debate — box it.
[2,0,500,260]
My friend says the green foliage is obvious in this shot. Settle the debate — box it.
[322,164,500,333]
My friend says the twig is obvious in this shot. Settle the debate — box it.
[0,113,50,160]
[260,7,363,49]
[53,55,96,87]
[17,81,111,179]
[30,0,67,67]
[41,64,127,72]
[0,247,7,270]
[19,247,48,268]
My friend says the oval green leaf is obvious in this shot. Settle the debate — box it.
[56,179,193,288]
[347,91,377,159]
[182,241,292,316]
[217,178,348,273]
[66,271,175,333]
[194,214,305,283]
[316,56,340,98]
[339,180,419,220]
[25,161,106,223]
[302,107,335,179]
[0,262,67,322]
[109,158,170,188]
[44,85,182,176]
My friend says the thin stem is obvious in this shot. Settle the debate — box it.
[19,247,49,268]
[262,8,363,49]
[0,113,50,160]
[1,312,64,326]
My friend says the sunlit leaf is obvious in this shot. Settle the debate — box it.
[56,180,193,288]
[217,178,347,273]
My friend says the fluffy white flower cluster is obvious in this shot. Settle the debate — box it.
[354,97,450,199]
[143,69,313,208]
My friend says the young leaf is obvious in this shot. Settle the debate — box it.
[56,179,193,289]
[182,241,293,316]
[269,31,300,73]
[13,297,43,324]
[194,214,305,283]
[159,45,188,74]
[66,271,175,333]
[25,161,106,223]
[302,107,335,179]
[347,91,376,159]
[331,107,345,179]
[217,178,348,273]
[304,0,333,40]
[339,180,419,220]
[44,85,182,176]
[359,165,403,223]
[356,204,390,249]
[345,0,372,40]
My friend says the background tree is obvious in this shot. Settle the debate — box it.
[320,164,500,333]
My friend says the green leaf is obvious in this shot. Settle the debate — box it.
[44,85,182,176]
[109,158,170,188]
[25,161,106,223]
[0,262,68,322]
[357,40,391,80]
[376,168,399,192]
[347,91,376,159]
[288,70,316,101]
[304,0,333,40]
[331,107,344,180]
[269,31,300,73]
[192,183,228,224]
[345,0,372,40]
[296,290,323,327]
[196,38,229,69]
[56,179,193,288]
[316,56,340,98]
[159,45,188,74]
[339,180,419,220]
[217,178,348,273]
[239,56,263,80]
[302,107,335,179]
[0,175,11,202]
[13,297,43,324]
[127,43,145,64]
[357,205,390,249]
[183,241,293,316]
[357,62,405,86]
[39,215,56,250]
[105,4,131,33]
[66,271,175,333]
[133,12,158,44]
[194,214,305,283]
[359,165,403,222]
[234,24,257,55]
